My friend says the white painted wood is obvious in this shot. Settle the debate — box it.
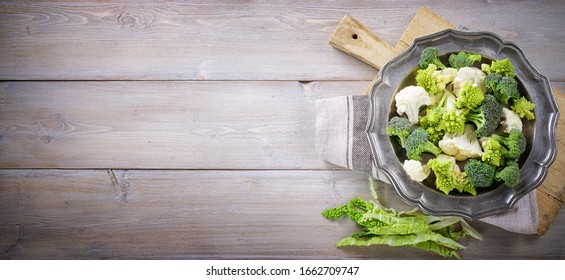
[1,169,563,259]
[0,0,563,259]
[0,81,368,169]
[0,1,562,81]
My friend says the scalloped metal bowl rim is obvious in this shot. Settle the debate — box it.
[365,29,560,220]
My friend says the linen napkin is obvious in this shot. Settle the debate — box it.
[315,95,538,234]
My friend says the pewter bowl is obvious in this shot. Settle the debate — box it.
[366,29,559,220]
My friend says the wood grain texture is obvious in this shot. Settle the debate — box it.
[329,15,399,70]
[0,1,563,81]
[1,169,563,260]
[393,6,455,53]
[361,6,455,94]
[537,86,565,235]
[0,1,564,260]
[0,81,367,169]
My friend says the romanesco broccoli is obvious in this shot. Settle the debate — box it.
[455,83,485,110]
[415,64,450,96]
[481,58,515,77]
[480,137,508,167]
[419,91,466,143]
[427,155,476,195]
[511,96,535,120]
[419,107,445,145]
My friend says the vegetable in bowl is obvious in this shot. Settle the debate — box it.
[388,47,535,196]
[366,29,558,219]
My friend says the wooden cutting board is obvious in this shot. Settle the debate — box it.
[329,6,564,235]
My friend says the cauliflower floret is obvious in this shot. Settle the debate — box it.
[500,107,523,133]
[438,124,484,161]
[403,159,431,182]
[444,90,457,110]
[395,85,432,124]
[441,67,458,84]
[453,67,486,96]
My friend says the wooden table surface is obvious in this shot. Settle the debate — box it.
[1,1,564,260]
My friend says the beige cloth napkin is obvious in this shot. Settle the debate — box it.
[315,95,538,234]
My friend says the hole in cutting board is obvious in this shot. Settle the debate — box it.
[352,33,358,40]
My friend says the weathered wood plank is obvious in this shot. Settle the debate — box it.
[537,82,565,235]
[0,170,408,259]
[0,81,368,169]
[329,15,399,70]
[0,1,563,81]
[1,169,564,259]
[2,81,563,171]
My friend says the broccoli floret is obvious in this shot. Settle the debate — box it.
[480,138,508,167]
[464,159,495,188]
[495,161,520,187]
[404,127,442,161]
[491,129,526,159]
[427,155,476,195]
[511,96,536,120]
[448,51,482,69]
[386,116,414,148]
[485,74,520,105]
[455,83,485,110]
[483,73,503,92]
[465,94,503,138]
[495,76,520,104]
[419,47,447,70]
[481,58,515,77]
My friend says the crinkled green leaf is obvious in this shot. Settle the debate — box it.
[349,197,374,212]
[337,231,465,251]
[337,235,423,248]
[435,224,467,241]
[421,231,466,250]
[321,205,348,220]
[364,221,429,235]
[323,176,482,259]
[362,211,429,227]
[412,241,461,259]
